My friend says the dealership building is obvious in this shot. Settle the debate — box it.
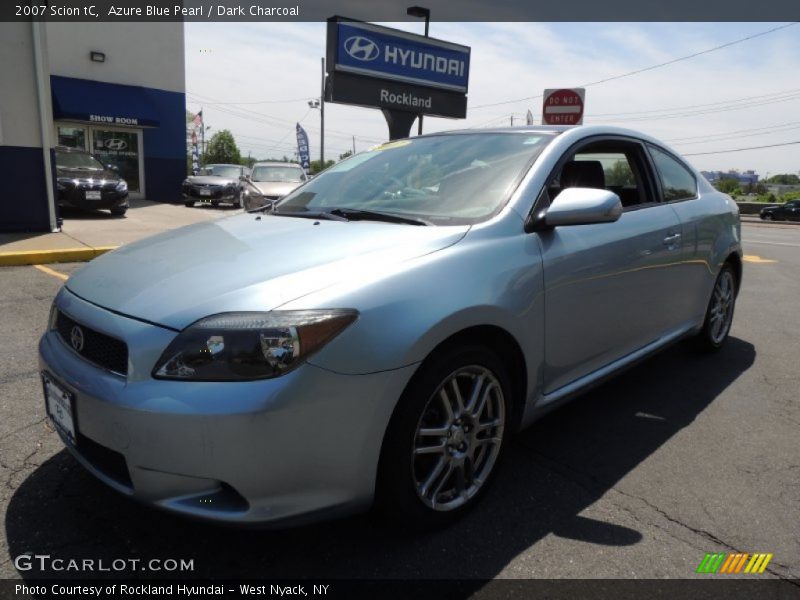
[0,23,185,232]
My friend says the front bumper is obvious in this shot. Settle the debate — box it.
[58,186,129,210]
[183,186,239,202]
[38,289,415,525]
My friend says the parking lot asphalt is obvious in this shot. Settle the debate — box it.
[0,222,798,582]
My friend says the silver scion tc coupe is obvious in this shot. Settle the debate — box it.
[39,126,742,528]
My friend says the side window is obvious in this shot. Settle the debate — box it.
[549,145,650,209]
[649,146,697,202]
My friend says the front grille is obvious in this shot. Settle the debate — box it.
[56,310,128,376]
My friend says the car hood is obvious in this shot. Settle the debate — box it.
[186,175,238,186]
[249,181,301,197]
[66,214,469,330]
[56,167,121,183]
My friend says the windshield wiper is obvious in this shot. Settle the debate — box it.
[272,209,349,222]
[247,200,276,214]
[328,208,430,226]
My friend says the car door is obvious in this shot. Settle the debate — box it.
[645,144,713,325]
[790,201,800,221]
[537,137,684,395]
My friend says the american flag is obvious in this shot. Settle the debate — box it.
[192,110,203,128]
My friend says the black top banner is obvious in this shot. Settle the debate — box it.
[3,0,800,21]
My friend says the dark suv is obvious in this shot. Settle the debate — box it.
[55,146,130,217]
[760,199,800,221]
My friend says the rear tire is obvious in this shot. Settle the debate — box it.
[695,263,737,352]
[376,344,511,529]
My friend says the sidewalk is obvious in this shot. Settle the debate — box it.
[0,199,242,266]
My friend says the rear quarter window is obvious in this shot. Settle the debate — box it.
[648,145,698,202]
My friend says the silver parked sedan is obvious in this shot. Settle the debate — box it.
[241,162,308,210]
[39,126,741,528]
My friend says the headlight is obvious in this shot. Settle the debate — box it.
[48,304,58,330]
[116,180,128,192]
[152,309,358,381]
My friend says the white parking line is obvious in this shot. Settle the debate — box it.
[744,239,800,248]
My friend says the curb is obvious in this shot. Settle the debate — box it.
[0,246,117,267]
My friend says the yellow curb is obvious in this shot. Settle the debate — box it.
[0,246,117,266]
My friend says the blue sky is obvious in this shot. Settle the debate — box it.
[185,22,800,175]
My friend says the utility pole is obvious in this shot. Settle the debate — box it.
[407,6,430,136]
[352,135,356,155]
[510,115,514,126]
[320,57,325,169]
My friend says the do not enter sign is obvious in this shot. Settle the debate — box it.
[542,88,585,125]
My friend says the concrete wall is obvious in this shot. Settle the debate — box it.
[0,23,52,232]
[46,23,185,94]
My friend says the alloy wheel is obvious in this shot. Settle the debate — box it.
[412,365,505,512]
[709,270,735,345]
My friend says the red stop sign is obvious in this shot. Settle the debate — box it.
[542,88,585,125]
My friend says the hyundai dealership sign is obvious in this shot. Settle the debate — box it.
[326,17,470,122]
[333,21,470,93]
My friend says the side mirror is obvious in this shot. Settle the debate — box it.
[541,187,623,228]
[107,164,120,172]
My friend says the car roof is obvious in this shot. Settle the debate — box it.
[252,162,304,167]
[420,124,668,146]
[204,163,242,168]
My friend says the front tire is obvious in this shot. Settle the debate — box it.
[376,345,511,529]
[184,200,195,208]
[110,207,127,217]
[696,263,737,352]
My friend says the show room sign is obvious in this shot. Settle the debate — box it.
[325,17,471,120]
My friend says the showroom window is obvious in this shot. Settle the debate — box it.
[57,125,86,149]
[92,130,141,192]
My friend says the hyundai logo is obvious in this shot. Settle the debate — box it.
[104,138,127,151]
[344,36,379,61]
[70,325,85,352]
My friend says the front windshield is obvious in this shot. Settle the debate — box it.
[252,166,305,182]
[275,132,554,224]
[205,165,241,178]
[55,150,105,171]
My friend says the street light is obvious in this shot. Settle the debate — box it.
[307,58,326,171]
[407,5,430,136]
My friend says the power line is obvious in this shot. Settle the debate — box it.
[588,88,800,118]
[590,91,800,123]
[188,92,384,143]
[469,22,799,111]
[188,94,315,105]
[668,123,800,146]
[682,140,800,156]
[665,120,800,142]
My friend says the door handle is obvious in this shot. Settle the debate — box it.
[663,233,681,245]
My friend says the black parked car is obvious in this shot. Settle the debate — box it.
[182,164,246,208]
[55,146,130,217]
[760,199,800,221]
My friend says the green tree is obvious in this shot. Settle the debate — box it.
[339,150,353,161]
[203,129,241,165]
[309,159,335,175]
[714,178,740,195]
[766,173,800,185]
[604,160,636,186]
